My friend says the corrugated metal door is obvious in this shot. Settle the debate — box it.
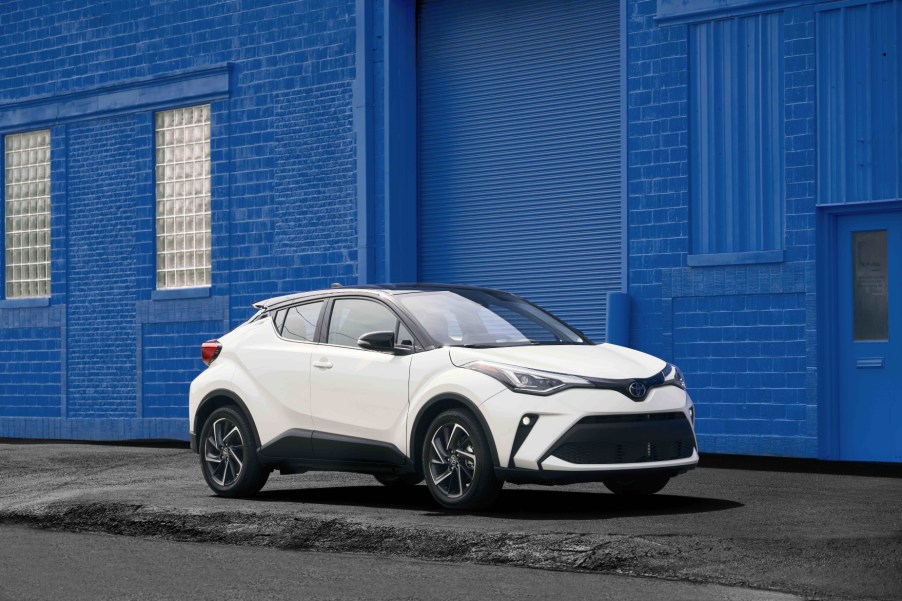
[417,0,621,341]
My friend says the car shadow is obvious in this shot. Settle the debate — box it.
[253,485,743,520]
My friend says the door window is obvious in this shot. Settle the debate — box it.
[328,299,400,348]
[852,230,889,341]
[279,301,324,342]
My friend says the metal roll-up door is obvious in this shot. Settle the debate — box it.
[417,0,622,341]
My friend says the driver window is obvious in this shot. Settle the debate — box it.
[328,299,399,348]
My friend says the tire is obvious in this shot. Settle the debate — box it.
[603,475,670,496]
[199,406,269,498]
[373,472,424,487]
[421,409,502,510]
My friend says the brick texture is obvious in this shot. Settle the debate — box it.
[0,0,358,439]
[626,0,818,457]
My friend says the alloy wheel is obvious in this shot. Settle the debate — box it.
[204,417,245,487]
[427,422,476,499]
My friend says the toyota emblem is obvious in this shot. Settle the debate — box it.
[628,381,647,399]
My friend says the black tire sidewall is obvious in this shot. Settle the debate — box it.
[421,409,500,510]
[199,406,267,498]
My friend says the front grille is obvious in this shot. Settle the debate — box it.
[552,438,693,464]
[546,412,695,465]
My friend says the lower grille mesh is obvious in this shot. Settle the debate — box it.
[547,412,695,465]
[552,438,693,464]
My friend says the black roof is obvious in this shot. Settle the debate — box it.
[253,283,512,310]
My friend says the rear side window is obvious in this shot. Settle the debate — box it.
[327,299,399,348]
[273,301,323,342]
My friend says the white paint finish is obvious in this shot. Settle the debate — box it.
[189,291,698,479]
[449,343,667,380]
[481,386,693,469]
[310,344,411,452]
[541,450,700,472]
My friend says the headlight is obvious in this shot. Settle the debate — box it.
[464,361,592,396]
[665,363,686,389]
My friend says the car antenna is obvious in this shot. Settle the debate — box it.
[330,283,343,289]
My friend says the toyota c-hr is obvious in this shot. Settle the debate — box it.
[189,284,697,509]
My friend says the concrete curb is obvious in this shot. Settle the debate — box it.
[0,501,655,571]
[0,500,822,601]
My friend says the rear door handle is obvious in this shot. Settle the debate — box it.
[313,359,333,369]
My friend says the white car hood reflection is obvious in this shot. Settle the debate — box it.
[448,343,667,380]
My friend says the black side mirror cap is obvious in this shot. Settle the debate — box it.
[358,330,403,354]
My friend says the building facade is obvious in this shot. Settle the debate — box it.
[0,0,899,462]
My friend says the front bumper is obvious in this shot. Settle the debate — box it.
[495,459,696,484]
[480,383,698,481]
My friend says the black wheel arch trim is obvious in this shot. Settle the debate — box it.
[410,393,500,469]
[195,389,263,453]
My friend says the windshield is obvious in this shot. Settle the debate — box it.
[395,289,590,347]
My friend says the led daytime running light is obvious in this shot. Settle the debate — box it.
[464,361,592,396]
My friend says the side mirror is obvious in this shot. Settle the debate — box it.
[358,330,399,353]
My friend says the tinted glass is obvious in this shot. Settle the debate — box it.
[281,301,324,342]
[397,322,416,349]
[396,289,586,347]
[328,299,399,348]
[853,230,889,341]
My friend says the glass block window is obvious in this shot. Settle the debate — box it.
[4,130,51,298]
[156,104,211,289]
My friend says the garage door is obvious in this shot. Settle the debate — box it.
[418,0,622,341]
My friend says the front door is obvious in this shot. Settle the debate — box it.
[310,298,412,463]
[837,212,902,462]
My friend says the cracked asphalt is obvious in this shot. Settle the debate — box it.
[0,442,899,601]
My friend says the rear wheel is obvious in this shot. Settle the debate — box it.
[603,475,670,496]
[200,406,269,498]
[422,409,502,510]
[373,473,423,487]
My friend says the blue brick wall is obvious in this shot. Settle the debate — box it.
[66,116,139,418]
[627,0,819,457]
[142,321,225,419]
[0,327,62,417]
[0,0,359,439]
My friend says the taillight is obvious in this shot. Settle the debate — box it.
[201,340,222,366]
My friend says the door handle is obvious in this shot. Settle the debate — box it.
[313,359,333,369]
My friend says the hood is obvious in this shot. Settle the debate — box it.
[448,343,667,380]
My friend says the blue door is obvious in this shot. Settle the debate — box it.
[837,212,902,462]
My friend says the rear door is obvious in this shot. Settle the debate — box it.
[310,297,412,462]
[234,300,324,441]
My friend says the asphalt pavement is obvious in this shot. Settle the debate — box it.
[0,525,802,601]
[0,442,899,601]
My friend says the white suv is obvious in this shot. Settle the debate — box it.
[189,284,697,509]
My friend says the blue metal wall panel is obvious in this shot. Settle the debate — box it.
[689,12,784,255]
[817,0,901,205]
[417,0,621,341]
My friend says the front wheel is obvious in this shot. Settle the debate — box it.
[603,475,670,496]
[422,409,502,510]
[199,406,269,498]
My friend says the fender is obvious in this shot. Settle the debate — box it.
[410,393,501,468]
[195,389,263,452]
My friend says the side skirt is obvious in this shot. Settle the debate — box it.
[258,429,414,475]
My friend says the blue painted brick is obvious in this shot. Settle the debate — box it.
[628,0,818,458]
[0,0,358,439]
